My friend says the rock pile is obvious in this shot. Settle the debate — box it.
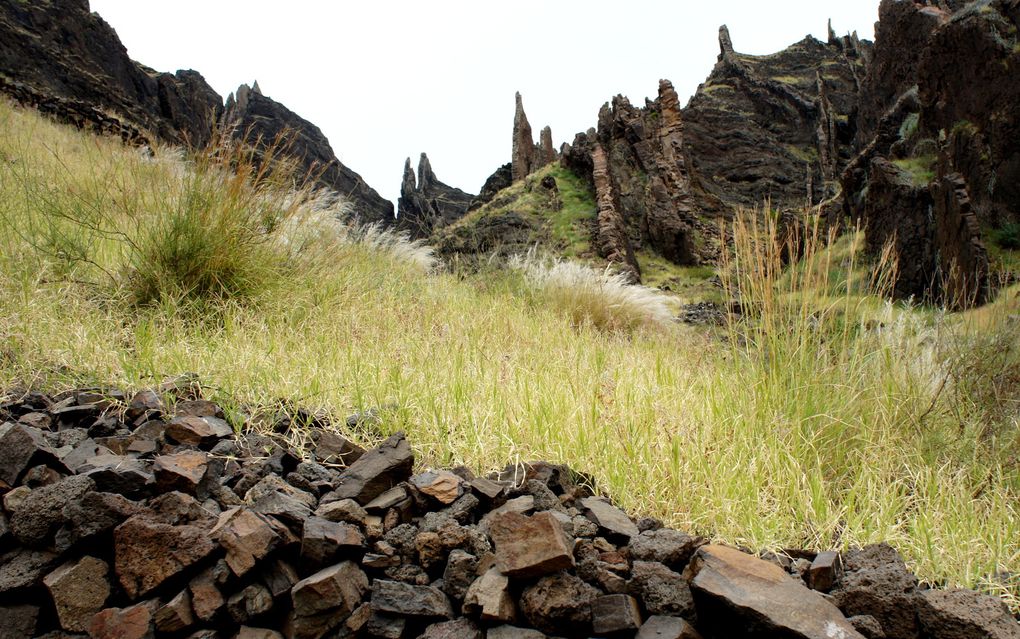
[2,385,1018,639]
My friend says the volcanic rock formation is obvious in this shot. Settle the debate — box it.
[841,0,1019,306]
[396,154,475,239]
[512,93,558,182]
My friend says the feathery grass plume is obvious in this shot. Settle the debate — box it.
[509,252,674,332]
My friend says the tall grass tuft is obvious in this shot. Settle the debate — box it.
[509,253,675,332]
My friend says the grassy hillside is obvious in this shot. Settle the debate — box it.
[1,98,1018,607]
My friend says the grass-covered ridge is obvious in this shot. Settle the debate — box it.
[1,99,1018,607]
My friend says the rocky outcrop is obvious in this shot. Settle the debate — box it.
[512,93,558,182]
[223,83,394,226]
[469,163,514,212]
[0,0,395,227]
[396,154,475,239]
[683,23,868,211]
[841,0,1018,306]
[0,0,221,148]
[4,384,1017,639]
[561,80,711,274]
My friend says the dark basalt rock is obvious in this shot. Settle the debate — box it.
[1,385,1017,638]
[223,82,395,227]
[396,153,475,240]
[469,162,513,211]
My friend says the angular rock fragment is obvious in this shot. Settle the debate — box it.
[165,415,232,448]
[0,422,52,486]
[0,547,58,592]
[411,470,463,505]
[43,555,111,632]
[114,514,216,599]
[830,545,921,639]
[331,433,414,505]
[371,579,454,619]
[463,567,515,622]
[260,558,300,599]
[290,561,369,638]
[80,454,153,497]
[520,571,599,636]
[314,497,367,525]
[189,567,226,622]
[300,516,364,565]
[628,528,701,570]
[0,604,39,639]
[628,560,695,618]
[153,450,209,495]
[366,612,406,638]
[418,617,483,639]
[917,588,1020,639]
[635,615,704,639]
[489,511,574,578]
[10,474,94,545]
[236,628,284,639]
[688,544,864,639]
[592,594,643,635]
[580,497,639,541]
[227,583,274,624]
[442,549,478,601]
[154,590,195,633]
[486,626,546,639]
[211,507,282,577]
[89,601,157,639]
[808,550,842,592]
[126,389,163,423]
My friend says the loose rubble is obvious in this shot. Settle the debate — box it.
[1,385,1017,638]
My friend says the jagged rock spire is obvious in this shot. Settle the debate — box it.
[417,152,435,192]
[512,91,536,181]
[539,126,556,166]
[401,157,416,195]
[719,25,734,57]
[828,19,837,44]
[251,80,262,95]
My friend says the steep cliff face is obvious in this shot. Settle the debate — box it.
[396,153,475,239]
[843,0,1019,306]
[223,83,394,226]
[0,0,394,225]
[683,25,869,211]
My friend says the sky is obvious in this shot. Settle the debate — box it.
[89,1,879,204]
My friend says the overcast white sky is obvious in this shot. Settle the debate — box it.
[89,1,878,203]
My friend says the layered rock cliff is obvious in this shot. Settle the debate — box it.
[0,0,393,225]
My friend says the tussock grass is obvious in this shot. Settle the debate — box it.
[1,99,1018,608]
[509,253,675,332]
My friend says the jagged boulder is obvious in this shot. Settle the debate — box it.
[396,153,475,239]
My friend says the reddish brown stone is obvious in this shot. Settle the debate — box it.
[89,601,157,639]
[489,511,575,578]
[114,515,216,599]
[300,517,364,565]
[462,567,515,622]
[189,568,225,622]
[210,507,282,577]
[43,555,111,632]
[689,545,865,639]
[165,416,232,448]
[410,470,463,505]
[153,451,209,495]
[154,590,195,633]
[290,561,369,639]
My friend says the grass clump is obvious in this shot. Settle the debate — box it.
[509,253,675,333]
[1,98,1019,609]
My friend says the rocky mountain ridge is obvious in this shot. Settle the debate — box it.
[0,0,393,225]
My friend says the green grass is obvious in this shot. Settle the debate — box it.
[892,155,937,186]
[2,99,1019,609]
[440,163,595,259]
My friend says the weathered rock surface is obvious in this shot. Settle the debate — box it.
[688,544,865,639]
[1,383,1015,639]
[397,154,475,239]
